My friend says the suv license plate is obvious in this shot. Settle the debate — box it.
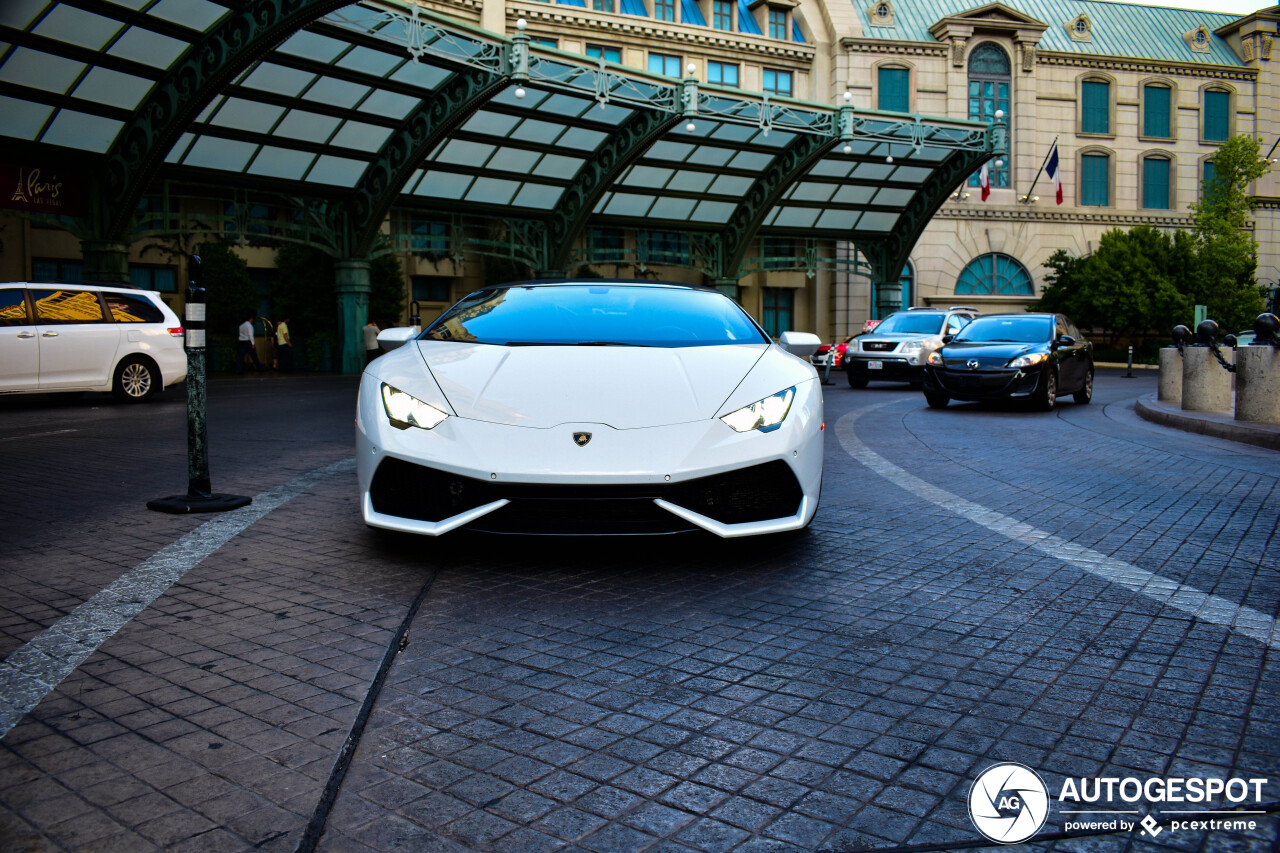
[868,361,883,370]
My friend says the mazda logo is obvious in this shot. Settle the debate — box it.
[967,360,980,370]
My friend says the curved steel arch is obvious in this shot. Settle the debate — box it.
[103,0,355,240]
[350,67,509,258]
[545,108,684,274]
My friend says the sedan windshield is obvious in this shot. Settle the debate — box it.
[955,316,1053,344]
[423,284,769,347]
[871,313,946,335]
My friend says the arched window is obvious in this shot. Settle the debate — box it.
[967,43,1010,189]
[899,263,913,310]
[955,254,1033,296]
[1142,154,1172,210]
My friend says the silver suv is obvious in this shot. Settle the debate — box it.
[845,306,978,388]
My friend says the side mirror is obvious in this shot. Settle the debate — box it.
[778,331,822,360]
[378,328,418,351]
[942,334,954,344]
[1055,334,1075,348]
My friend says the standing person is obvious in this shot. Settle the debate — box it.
[237,313,264,375]
[275,316,292,372]
[364,319,380,365]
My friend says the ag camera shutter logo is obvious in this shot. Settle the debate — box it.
[968,763,1050,843]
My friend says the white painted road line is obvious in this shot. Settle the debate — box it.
[0,458,357,740]
[0,429,79,442]
[836,406,1280,651]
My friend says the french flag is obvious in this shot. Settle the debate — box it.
[1045,143,1063,204]
[979,162,990,201]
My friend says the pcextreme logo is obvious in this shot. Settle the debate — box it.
[968,763,1050,844]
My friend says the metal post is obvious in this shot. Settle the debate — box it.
[147,255,251,513]
[1125,344,1134,378]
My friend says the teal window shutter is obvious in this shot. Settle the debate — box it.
[1204,90,1229,141]
[1081,153,1109,206]
[1082,80,1109,134]
[1143,85,1170,137]
[1143,158,1170,209]
[878,67,909,112]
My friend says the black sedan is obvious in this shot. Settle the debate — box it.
[922,313,1093,410]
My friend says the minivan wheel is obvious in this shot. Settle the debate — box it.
[114,357,157,402]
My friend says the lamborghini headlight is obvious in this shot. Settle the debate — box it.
[381,383,449,430]
[720,387,796,433]
[1009,352,1049,369]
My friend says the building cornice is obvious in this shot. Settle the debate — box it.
[841,37,948,57]
[934,206,1200,227]
[508,4,817,63]
[1035,51,1257,81]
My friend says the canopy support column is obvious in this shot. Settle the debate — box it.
[335,260,371,375]
[81,240,130,284]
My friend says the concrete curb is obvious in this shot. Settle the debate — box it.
[1134,393,1280,451]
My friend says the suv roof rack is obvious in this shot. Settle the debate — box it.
[948,306,979,312]
[905,306,942,311]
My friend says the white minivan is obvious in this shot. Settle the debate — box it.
[0,282,187,402]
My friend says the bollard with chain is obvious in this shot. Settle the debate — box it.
[1180,319,1234,413]
[148,255,252,513]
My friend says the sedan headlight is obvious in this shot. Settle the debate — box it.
[721,387,795,433]
[927,351,944,366]
[1009,352,1049,369]
[381,383,449,430]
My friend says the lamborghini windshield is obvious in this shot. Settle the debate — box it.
[422,284,770,348]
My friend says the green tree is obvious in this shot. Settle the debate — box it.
[271,243,336,339]
[194,239,257,339]
[1187,134,1270,332]
[368,242,406,328]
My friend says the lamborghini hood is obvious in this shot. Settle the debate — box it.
[414,341,768,429]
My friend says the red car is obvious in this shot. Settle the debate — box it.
[810,335,857,369]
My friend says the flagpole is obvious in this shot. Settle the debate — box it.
[1022,135,1059,203]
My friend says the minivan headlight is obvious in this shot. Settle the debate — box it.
[721,387,796,433]
[381,384,449,430]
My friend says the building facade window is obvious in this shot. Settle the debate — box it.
[899,263,913,310]
[1203,88,1231,141]
[762,237,800,270]
[593,0,614,10]
[762,68,792,96]
[411,276,451,303]
[31,259,84,282]
[653,0,675,21]
[713,0,732,29]
[1203,159,1220,200]
[762,288,794,337]
[591,228,626,262]
[639,230,689,263]
[877,66,909,112]
[967,43,1010,189]
[129,265,177,293]
[956,254,1033,296]
[1142,83,1172,138]
[648,52,681,77]
[707,61,739,86]
[1081,79,1111,134]
[530,36,558,47]
[1142,156,1171,209]
[768,8,786,39]
[586,43,621,62]
[1081,152,1110,206]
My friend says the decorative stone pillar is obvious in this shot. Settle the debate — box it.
[1180,347,1232,412]
[1157,347,1181,403]
[81,240,129,283]
[334,260,371,375]
[1234,347,1280,423]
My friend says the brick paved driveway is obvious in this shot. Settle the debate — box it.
[0,371,1276,853]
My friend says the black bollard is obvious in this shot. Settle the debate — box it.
[147,255,252,514]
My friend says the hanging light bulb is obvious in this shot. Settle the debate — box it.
[515,87,526,99]
[886,155,894,163]
[843,143,852,154]
[685,120,696,132]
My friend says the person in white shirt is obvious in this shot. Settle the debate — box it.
[364,320,380,365]
[237,313,264,375]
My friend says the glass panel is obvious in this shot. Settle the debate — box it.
[713,0,731,30]
[302,77,370,109]
[33,5,121,50]
[72,67,153,111]
[511,183,563,208]
[1203,160,1218,195]
[415,171,473,199]
[148,0,227,30]
[210,98,285,133]
[532,153,584,178]
[654,0,674,21]
[1143,157,1169,209]
[512,118,564,145]
[278,31,347,62]
[275,110,341,141]
[248,147,313,180]
[768,9,785,39]
[586,44,622,63]
[41,110,122,153]
[967,43,1009,75]
[1143,85,1170,137]
[1082,80,1109,134]
[31,289,105,324]
[358,89,417,120]
[107,292,165,323]
[464,177,521,205]
[108,26,186,68]
[487,148,541,174]
[338,46,400,77]
[0,48,84,94]
[243,63,316,97]
[330,120,392,152]
[0,96,52,139]
[304,155,366,186]
[0,289,29,326]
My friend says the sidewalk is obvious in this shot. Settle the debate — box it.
[1134,393,1280,450]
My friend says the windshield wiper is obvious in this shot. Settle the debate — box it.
[577,341,653,347]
